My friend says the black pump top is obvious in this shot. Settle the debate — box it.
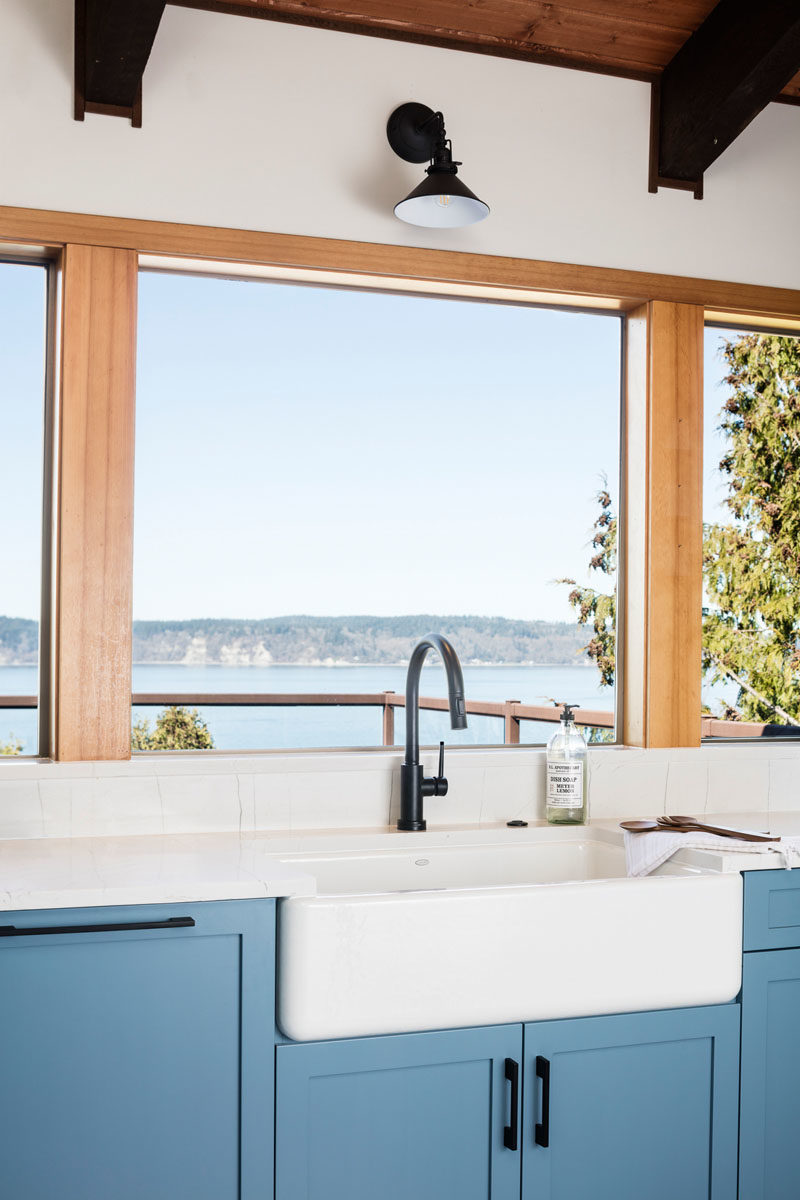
[561,704,580,723]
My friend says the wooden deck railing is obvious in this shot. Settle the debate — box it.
[130,692,615,745]
[4,693,797,742]
[699,716,800,739]
[0,692,613,746]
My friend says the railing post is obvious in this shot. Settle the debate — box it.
[382,691,396,747]
[504,700,521,745]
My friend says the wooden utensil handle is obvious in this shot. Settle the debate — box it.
[690,821,779,843]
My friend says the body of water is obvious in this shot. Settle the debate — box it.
[0,662,740,754]
[1,663,616,753]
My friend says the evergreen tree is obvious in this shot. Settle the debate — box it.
[562,334,800,728]
[132,706,215,751]
[703,335,800,724]
[559,486,616,688]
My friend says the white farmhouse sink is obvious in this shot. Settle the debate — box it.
[276,830,743,1041]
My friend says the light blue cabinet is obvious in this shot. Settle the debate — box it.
[522,1005,740,1200]
[0,900,275,1200]
[8,872,791,1200]
[739,869,800,1198]
[739,946,800,1198]
[276,1023,524,1200]
[743,869,800,951]
[275,1005,740,1200]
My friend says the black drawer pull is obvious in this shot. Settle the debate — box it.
[535,1055,550,1147]
[0,916,195,938]
[503,1057,519,1151]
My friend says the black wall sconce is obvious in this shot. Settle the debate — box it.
[386,103,489,228]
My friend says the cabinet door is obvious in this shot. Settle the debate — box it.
[276,1023,523,1200]
[740,948,800,1199]
[0,900,274,1200]
[523,1005,739,1200]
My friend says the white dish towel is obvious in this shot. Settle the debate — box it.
[624,830,800,877]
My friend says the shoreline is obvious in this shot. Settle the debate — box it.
[0,660,594,670]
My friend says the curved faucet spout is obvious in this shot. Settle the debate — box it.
[399,634,467,831]
[405,634,467,765]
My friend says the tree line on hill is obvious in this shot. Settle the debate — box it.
[0,614,591,667]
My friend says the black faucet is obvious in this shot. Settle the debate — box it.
[398,634,468,831]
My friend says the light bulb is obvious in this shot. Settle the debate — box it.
[435,194,453,208]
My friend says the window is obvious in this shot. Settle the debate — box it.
[0,261,50,757]
[703,325,800,741]
[132,269,622,751]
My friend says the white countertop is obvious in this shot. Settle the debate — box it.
[0,832,320,911]
[0,812,797,911]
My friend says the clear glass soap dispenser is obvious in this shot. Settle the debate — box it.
[545,703,588,825]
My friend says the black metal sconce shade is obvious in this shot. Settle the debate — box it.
[386,102,489,229]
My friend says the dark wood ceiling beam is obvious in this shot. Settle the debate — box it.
[650,0,800,197]
[75,0,167,127]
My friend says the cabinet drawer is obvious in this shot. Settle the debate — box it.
[744,870,800,951]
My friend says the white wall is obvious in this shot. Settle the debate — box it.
[2,0,800,289]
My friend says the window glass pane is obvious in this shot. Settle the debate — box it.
[133,273,621,751]
[703,327,800,740]
[0,262,47,756]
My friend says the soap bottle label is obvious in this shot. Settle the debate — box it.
[547,761,583,807]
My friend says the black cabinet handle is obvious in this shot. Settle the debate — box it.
[503,1057,519,1151]
[0,916,195,938]
[535,1055,550,1147]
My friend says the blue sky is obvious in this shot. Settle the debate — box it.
[0,262,46,620]
[3,265,743,626]
[133,272,622,622]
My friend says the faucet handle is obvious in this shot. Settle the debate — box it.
[433,741,449,797]
[419,742,449,800]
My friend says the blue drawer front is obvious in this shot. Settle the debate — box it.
[744,870,800,951]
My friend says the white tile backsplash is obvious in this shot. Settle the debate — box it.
[588,750,670,819]
[252,773,293,830]
[665,761,710,816]
[0,781,43,838]
[236,773,256,834]
[38,776,165,838]
[707,759,771,814]
[288,770,392,830]
[158,773,243,835]
[477,766,539,825]
[769,758,800,812]
[0,743,798,839]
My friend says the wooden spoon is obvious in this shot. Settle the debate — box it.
[620,820,691,833]
[659,815,779,843]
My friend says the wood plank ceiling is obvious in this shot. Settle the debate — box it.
[172,0,800,103]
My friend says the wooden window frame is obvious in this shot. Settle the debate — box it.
[1,205,799,760]
[0,248,58,759]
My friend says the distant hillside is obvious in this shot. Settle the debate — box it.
[0,617,38,665]
[0,614,591,667]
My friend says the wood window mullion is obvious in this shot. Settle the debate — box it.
[52,244,137,760]
[623,300,703,748]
